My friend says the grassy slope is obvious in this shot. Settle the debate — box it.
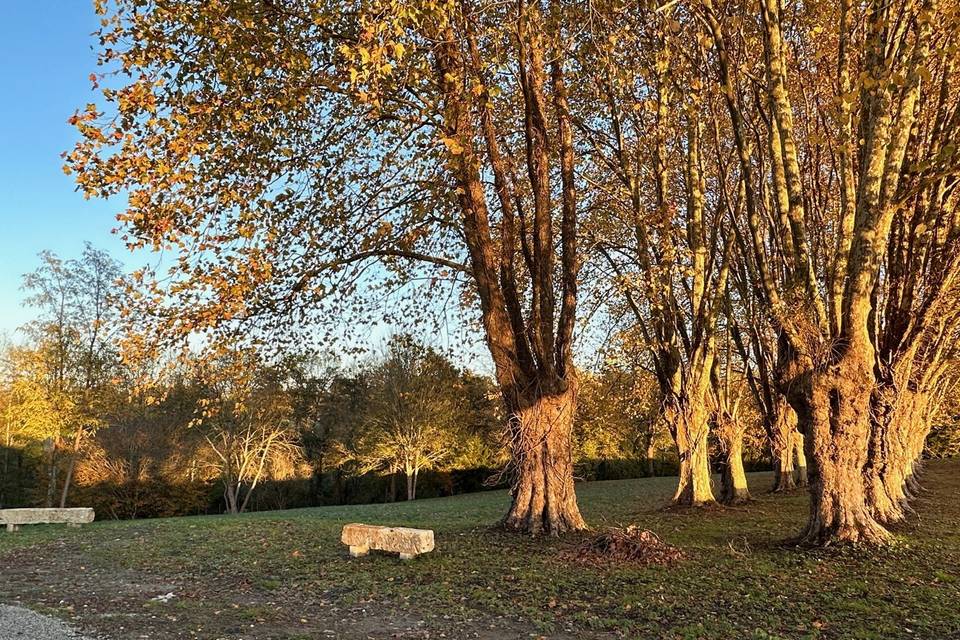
[1,461,958,639]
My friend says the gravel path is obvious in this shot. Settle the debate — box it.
[0,604,93,640]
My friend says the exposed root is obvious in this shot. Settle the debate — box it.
[795,515,893,547]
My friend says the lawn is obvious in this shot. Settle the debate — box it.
[1,461,958,639]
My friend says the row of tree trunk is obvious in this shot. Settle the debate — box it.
[69,0,958,548]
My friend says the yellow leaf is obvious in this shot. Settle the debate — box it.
[441,137,464,155]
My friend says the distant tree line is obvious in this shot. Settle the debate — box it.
[9,246,925,517]
[5,247,767,517]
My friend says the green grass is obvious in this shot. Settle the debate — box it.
[2,461,959,639]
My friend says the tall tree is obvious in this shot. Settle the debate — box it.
[195,351,301,514]
[21,244,121,507]
[582,4,733,505]
[699,0,957,543]
[69,1,588,534]
[340,336,472,500]
[727,286,805,493]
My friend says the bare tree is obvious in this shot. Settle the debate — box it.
[198,353,301,514]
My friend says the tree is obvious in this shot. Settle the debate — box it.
[67,0,960,544]
[20,244,121,507]
[926,372,960,459]
[289,359,359,498]
[712,328,753,505]
[69,0,590,535]
[582,4,733,506]
[196,351,302,514]
[340,337,465,500]
[575,348,667,477]
[0,344,70,506]
[699,0,958,543]
[727,295,805,493]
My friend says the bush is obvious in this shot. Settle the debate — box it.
[71,479,218,520]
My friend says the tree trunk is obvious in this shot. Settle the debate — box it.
[646,438,656,478]
[239,445,271,514]
[223,466,240,514]
[59,427,85,508]
[668,400,716,506]
[867,385,933,523]
[44,438,58,509]
[770,398,797,492]
[224,484,238,514]
[791,355,890,545]
[720,429,751,504]
[406,470,416,501]
[2,421,10,507]
[502,383,586,536]
[792,430,808,488]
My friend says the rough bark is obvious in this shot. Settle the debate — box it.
[502,382,586,535]
[720,429,751,505]
[666,399,716,507]
[436,9,584,536]
[790,354,891,545]
[770,397,797,492]
[792,430,808,488]
[867,385,934,523]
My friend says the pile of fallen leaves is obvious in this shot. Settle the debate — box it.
[565,525,684,567]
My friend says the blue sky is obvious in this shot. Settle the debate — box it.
[0,3,500,371]
[0,2,133,338]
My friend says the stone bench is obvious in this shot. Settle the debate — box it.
[341,523,434,560]
[0,508,95,532]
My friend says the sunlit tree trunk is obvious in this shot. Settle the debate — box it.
[665,390,716,507]
[404,460,420,501]
[224,476,239,515]
[719,428,751,505]
[867,381,939,523]
[792,430,808,488]
[770,398,797,492]
[58,427,84,508]
[406,472,415,501]
[503,382,585,534]
[435,9,586,535]
[645,436,657,478]
[791,353,890,545]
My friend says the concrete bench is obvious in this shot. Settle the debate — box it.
[0,508,95,532]
[341,523,434,560]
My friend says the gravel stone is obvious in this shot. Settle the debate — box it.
[0,604,93,640]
